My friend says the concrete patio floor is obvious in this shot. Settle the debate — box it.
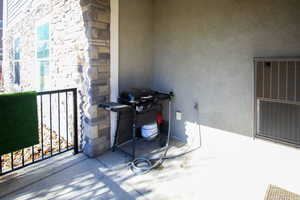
[1,126,300,200]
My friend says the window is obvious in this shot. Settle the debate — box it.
[36,23,50,91]
[13,37,21,85]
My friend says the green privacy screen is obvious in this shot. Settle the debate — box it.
[0,91,39,156]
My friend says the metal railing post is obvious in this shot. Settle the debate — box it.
[73,89,79,154]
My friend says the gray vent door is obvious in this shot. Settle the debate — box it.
[255,58,300,146]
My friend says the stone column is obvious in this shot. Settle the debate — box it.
[80,0,111,157]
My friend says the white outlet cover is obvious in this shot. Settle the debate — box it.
[176,111,182,120]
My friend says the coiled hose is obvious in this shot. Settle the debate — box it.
[130,100,202,174]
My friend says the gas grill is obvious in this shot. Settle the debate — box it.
[99,89,172,159]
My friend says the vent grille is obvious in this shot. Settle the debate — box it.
[254,57,300,146]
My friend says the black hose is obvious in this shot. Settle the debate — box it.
[130,101,172,174]
[130,100,202,174]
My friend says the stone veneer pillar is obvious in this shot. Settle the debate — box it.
[80,0,111,157]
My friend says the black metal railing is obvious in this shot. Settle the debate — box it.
[0,88,79,176]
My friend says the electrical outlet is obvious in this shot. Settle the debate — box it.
[194,102,199,110]
[176,111,182,120]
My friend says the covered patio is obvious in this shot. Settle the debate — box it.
[1,0,300,199]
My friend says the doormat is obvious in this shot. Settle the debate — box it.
[265,185,300,200]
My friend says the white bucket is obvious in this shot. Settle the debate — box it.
[142,123,159,140]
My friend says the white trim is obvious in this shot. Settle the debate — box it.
[110,0,119,147]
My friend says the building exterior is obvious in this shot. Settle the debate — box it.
[4,0,87,92]
[3,0,112,157]
[2,0,300,157]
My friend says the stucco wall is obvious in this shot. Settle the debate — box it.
[119,0,153,92]
[152,0,300,139]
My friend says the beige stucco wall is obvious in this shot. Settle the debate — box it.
[152,0,300,139]
[119,0,153,93]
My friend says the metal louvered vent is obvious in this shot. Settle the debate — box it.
[254,57,300,147]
